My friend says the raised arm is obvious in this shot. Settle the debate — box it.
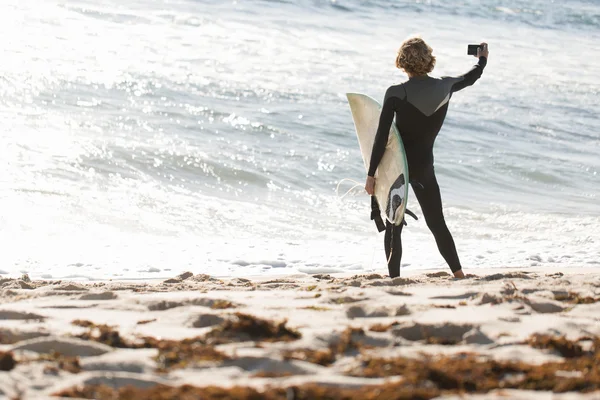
[451,42,489,93]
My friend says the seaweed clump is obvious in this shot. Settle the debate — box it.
[553,292,599,304]
[50,334,600,399]
[40,352,82,375]
[153,338,229,371]
[71,319,228,371]
[352,335,600,394]
[54,382,437,400]
[0,351,16,371]
[205,313,301,344]
[72,319,133,348]
[369,322,400,333]
[71,314,301,371]
[283,327,367,367]
[527,334,584,358]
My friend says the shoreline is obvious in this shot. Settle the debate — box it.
[2,265,597,283]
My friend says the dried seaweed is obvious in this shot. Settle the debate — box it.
[369,322,399,332]
[71,319,228,370]
[205,313,301,344]
[39,352,81,374]
[49,334,600,399]
[70,314,299,370]
[329,296,363,304]
[54,382,438,400]
[251,371,294,378]
[0,351,16,371]
[136,319,157,325]
[301,306,331,312]
[283,327,367,367]
[209,299,237,310]
[527,334,584,358]
[553,292,599,304]
[154,338,229,371]
[72,320,133,348]
[352,336,600,393]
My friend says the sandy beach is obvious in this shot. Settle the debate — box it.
[0,267,599,399]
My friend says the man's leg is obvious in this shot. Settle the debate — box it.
[384,220,403,278]
[411,167,464,277]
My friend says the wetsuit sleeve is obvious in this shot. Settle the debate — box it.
[450,56,487,93]
[367,93,398,177]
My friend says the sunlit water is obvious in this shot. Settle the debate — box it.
[0,0,598,280]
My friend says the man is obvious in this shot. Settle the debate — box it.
[365,37,489,279]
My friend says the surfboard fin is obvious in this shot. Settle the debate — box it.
[401,209,419,226]
[370,196,386,232]
[405,209,418,221]
[410,180,424,190]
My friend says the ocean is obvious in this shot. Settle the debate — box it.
[1,0,598,280]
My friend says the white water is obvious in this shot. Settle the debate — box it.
[0,0,598,279]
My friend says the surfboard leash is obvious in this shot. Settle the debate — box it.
[335,178,364,200]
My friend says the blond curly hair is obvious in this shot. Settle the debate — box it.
[395,37,436,76]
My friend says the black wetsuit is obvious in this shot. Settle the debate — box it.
[368,56,487,277]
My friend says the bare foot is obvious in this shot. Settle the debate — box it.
[453,270,465,279]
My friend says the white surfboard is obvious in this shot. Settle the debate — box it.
[346,93,409,226]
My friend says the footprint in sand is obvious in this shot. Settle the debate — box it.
[346,304,411,319]
[189,314,226,328]
[386,290,413,296]
[79,291,118,301]
[0,327,49,344]
[222,356,317,376]
[426,272,451,278]
[0,310,46,320]
[81,349,157,374]
[147,300,184,311]
[430,292,479,300]
[55,283,89,291]
[481,272,534,281]
[54,372,169,391]
[147,298,238,311]
[10,336,113,357]
[527,300,565,314]
[392,322,494,345]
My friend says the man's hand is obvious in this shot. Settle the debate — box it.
[365,176,375,195]
[477,42,489,59]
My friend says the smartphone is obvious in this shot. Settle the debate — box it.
[467,44,481,56]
